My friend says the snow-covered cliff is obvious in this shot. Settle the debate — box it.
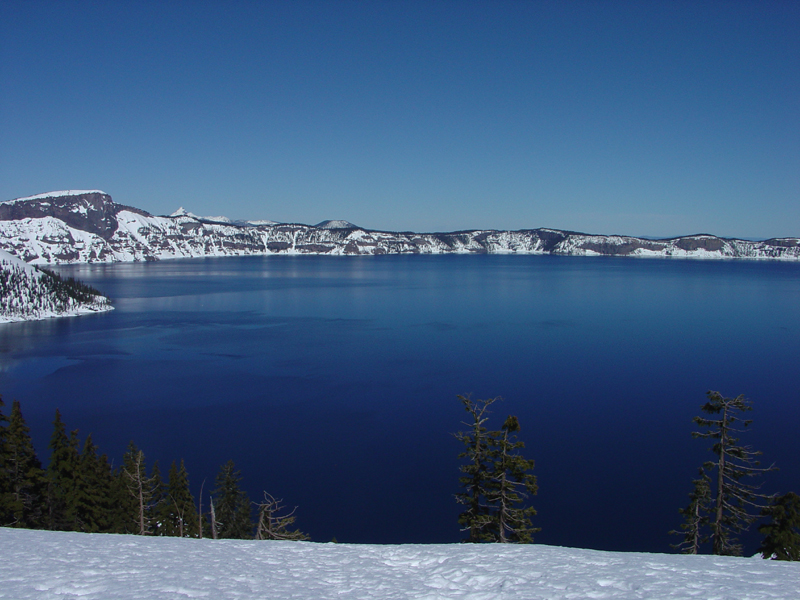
[1,191,798,264]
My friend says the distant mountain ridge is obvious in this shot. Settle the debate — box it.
[1,190,798,264]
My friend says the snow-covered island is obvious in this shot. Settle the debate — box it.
[1,190,799,264]
[0,249,112,323]
[1,528,797,600]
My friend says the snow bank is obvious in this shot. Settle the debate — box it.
[0,528,797,599]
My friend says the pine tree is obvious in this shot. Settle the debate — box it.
[161,460,199,537]
[109,463,138,534]
[455,397,539,543]
[74,435,116,533]
[212,460,253,539]
[454,395,499,542]
[670,467,712,554]
[0,396,11,525]
[485,415,539,543]
[686,391,777,555]
[148,460,166,535]
[92,450,117,533]
[5,400,45,528]
[758,492,800,561]
[45,411,80,530]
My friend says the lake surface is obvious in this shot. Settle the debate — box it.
[1,255,798,552]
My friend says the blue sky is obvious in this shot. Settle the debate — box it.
[1,1,798,238]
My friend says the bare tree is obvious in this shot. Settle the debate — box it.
[254,492,309,541]
[197,479,205,539]
[169,494,185,538]
[209,496,217,540]
[122,445,156,535]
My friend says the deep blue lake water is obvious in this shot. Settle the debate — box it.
[1,254,798,552]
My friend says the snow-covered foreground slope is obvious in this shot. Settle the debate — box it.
[1,529,797,600]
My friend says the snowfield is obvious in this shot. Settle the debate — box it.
[1,529,797,600]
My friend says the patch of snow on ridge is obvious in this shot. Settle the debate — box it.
[316,219,358,229]
[5,190,107,203]
[237,219,278,226]
[1,529,799,600]
[168,208,232,223]
[199,215,232,223]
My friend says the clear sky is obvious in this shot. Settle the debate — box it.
[1,1,798,238]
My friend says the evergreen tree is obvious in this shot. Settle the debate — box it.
[485,415,539,543]
[161,460,199,537]
[670,467,712,554]
[0,396,11,525]
[109,462,138,534]
[148,460,167,535]
[91,450,118,533]
[212,460,253,539]
[685,391,776,555]
[74,435,116,533]
[45,411,80,530]
[455,397,539,543]
[5,400,45,528]
[758,492,800,561]
[454,395,499,542]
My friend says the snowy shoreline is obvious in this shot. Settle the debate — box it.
[0,303,113,324]
[1,528,797,600]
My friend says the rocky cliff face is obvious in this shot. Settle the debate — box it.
[1,191,798,264]
[0,191,149,240]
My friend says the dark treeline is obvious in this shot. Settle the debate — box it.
[2,391,798,558]
[37,268,108,305]
[0,396,307,540]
